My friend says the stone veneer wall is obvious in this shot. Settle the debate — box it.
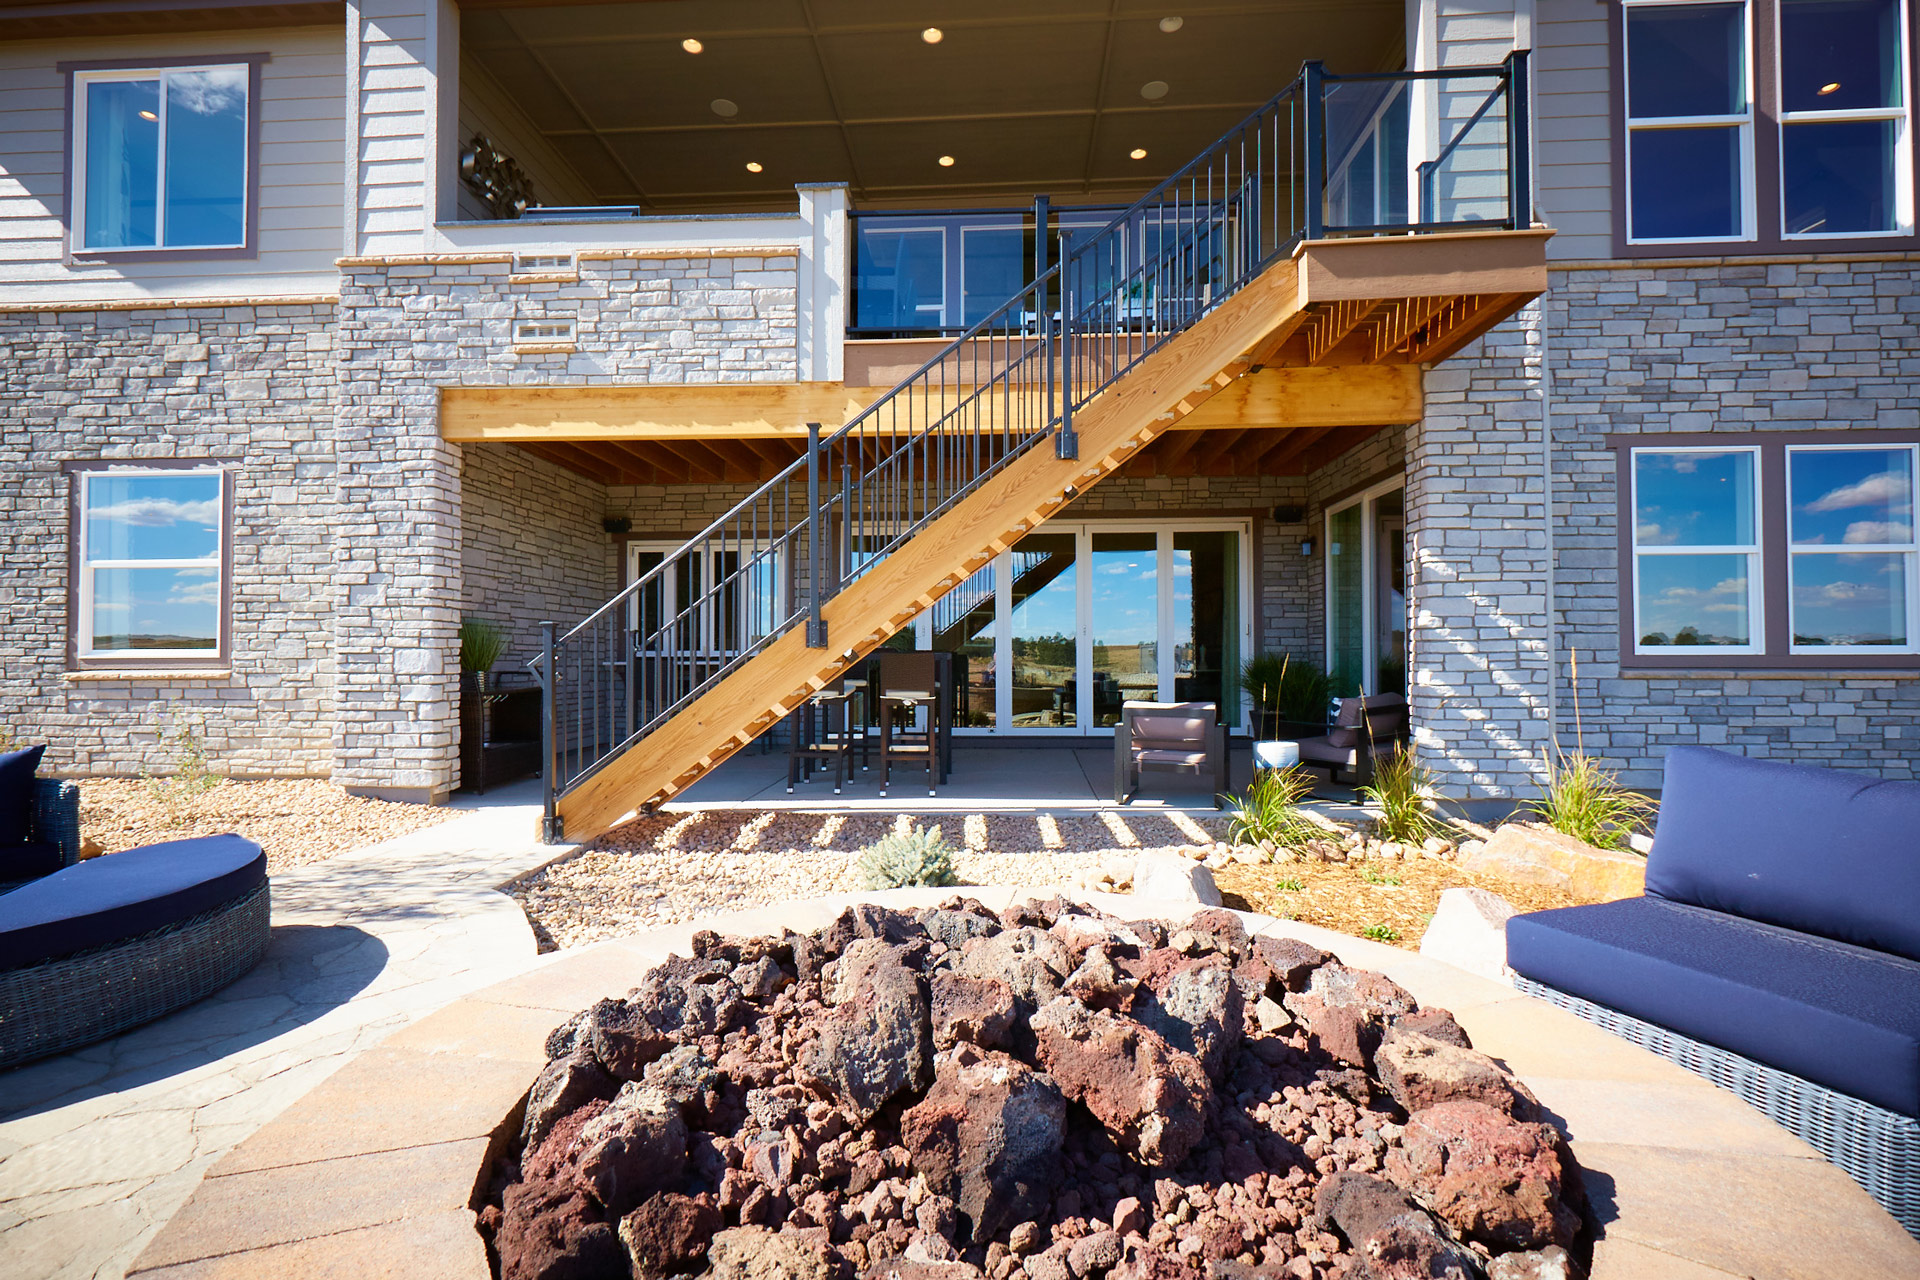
[461,447,614,673]
[333,252,800,799]
[1546,258,1920,786]
[0,302,338,778]
[1409,302,1555,799]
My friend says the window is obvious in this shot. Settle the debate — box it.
[1618,0,1916,248]
[1630,448,1764,650]
[1624,2,1757,241]
[1615,434,1919,666]
[1787,445,1918,649]
[69,61,253,253]
[75,468,227,661]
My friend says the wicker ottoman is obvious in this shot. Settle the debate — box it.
[0,835,270,1069]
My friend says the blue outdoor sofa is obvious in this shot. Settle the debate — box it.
[0,743,271,1068]
[1507,746,1920,1236]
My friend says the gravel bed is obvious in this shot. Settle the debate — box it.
[76,778,464,872]
[509,808,1234,951]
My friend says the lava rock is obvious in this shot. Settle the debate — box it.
[642,1044,721,1113]
[1288,995,1380,1070]
[1030,995,1213,1166]
[618,1191,722,1277]
[902,1044,1068,1243]
[1386,1101,1575,1251]
[1313,1172,1482,1280]
[1374,1029,1540,1119]
[916,902,1002,951]
[1068,1230,1126,1277]
[543,1009,588,1061]
[959,927,1074,1016]
[631,954,748,1043]
[1235,937,1333,1004]
[496,1177,625,1280]
[584,997,673,1081]
[929,972,1017,1051]
[1391,1007,1473,1049]
[800,948,931,1122]
[707,1226,839,1280]
[1488,1247,1585,1280]
[574,1084,689,1217]
[866,1260,986,1280]
[1137,956,1245,1080]
[521,1047,620,1149]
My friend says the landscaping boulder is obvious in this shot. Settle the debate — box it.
[1029,996,1212,1166]
[1386,1101,1575,1251]
[1133,851,1223,906]
[1418,887,1517,984]
[902,1044,1068,1242]
[1474,824,1646,901]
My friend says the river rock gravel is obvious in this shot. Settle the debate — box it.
[509,809,1234,951]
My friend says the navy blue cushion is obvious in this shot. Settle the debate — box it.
[0,744,46,848]
[0,841,65,886]
[1648,747,1920,963]
[1508,895,1920,1118]
[0,835,266,972]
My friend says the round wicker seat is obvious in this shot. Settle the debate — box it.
[0,834,270,1069]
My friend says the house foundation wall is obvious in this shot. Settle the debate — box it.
[0,303,339,778]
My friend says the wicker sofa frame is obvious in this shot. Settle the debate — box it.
[1,779,83,894]
[1517,975,1920,1237]
[0,881,271,1069]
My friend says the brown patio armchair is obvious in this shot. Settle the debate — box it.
[1295,693,1407,784]
[1114,701,1227,807]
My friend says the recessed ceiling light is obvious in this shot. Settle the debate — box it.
[711,98,739,118]
[745,161,763,173]
[922,27,944,44]
[681,37,703,54]
[938,154,956,167]
[137,109,158,122]
[1141,80,1170,101]
[1159,16,1184,33]
[1130,147,1148,160]
[1818,81,1842,95]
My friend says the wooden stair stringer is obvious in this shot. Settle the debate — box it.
[554,257,1308,840]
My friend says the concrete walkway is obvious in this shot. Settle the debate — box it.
[0,783,568,1280]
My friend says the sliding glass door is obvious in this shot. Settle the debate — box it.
[906,519,1251,734]
[1324,481,1407,697]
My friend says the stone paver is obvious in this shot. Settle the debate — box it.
[129,888,1920,1279]
[0,786,566,1280]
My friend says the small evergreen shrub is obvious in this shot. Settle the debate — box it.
[856,823,961,890]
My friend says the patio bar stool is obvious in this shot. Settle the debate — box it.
[786,683,857,795]
[875,651,940,798]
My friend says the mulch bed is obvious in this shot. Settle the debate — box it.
[1211,857,1593,949]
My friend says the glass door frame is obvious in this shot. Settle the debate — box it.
[907,517,1255,736]
[1323,477,1406,696]
[624,540,787,659]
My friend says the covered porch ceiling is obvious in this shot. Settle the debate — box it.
[458,0,1407,211]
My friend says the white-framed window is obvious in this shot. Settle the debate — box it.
[76,468,228,660]
[1787,443,1918,650]
[71,62,251,252]
[1629,447,1765,653]
[1777,0,1914,237]
[1623,0,1759,243]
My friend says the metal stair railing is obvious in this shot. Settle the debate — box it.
[533,53,1532,840]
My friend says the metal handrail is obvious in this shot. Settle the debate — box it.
[533,53,1532,839]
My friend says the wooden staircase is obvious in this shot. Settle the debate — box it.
[554,231,1547,839]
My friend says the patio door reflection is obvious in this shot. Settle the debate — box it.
[1323,481,1406,697]
[1090,533,1158,726]
[1009,533,1078,727]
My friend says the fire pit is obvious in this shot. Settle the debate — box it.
[479,897,1586,1280]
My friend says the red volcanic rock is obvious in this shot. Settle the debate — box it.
[1374,1028,1541,1119]
[483,900,1584,1280]
[902,1045,1067,1243]
[1030,996,1213,1166]
[496,1176,624,1280]
[928,972,1017,1051]
[618,1192,722,1276]
[1386,1101,1576,1251]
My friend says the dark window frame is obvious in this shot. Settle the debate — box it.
[1609,0,1920,257]
[1608,430,1920,669]
[64,458,237,671]
[56,52,269,265]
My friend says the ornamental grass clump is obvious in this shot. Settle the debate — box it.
[856,823,961,890]
[460,616,508,674]
[1359,749,1447,846]
[1530,751,1655,852]
[1221,765,1324,852]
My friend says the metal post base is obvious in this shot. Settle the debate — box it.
[540,813,565,844]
